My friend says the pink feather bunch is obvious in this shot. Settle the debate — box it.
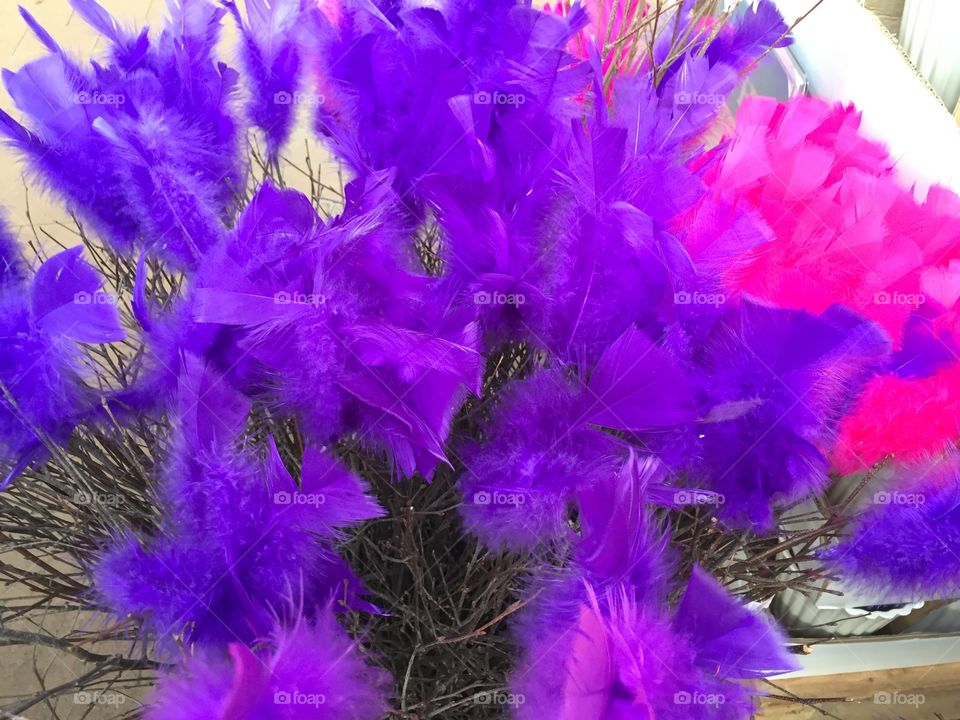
[682,95,960,473]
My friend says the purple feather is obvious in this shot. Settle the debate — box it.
[458,367,622,550]
[144,612,390,719]
[1,247,123,489]
[575,451,673,593]
[581,325,696,432]
[678,300,890,531]
[313,0,588,220]
[513,568,797,719]
[225,0,305,158]
[705,0,792,71]
[0,212,25,285]
[674,566,801,678]
[93,360,384,649]
[613,0,790,159]
[1,1,241,267]
[191,177,481,477]
[824,452,960,602]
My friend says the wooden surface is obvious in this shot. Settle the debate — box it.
[758,662,960,719]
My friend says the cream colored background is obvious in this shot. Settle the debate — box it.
[863,0,905,34]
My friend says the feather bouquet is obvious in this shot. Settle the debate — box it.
[1,1,959,719]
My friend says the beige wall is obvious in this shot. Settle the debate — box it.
[863,0,905,35]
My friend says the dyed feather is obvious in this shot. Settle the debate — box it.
[458,367,620,550]
[0,247,123,489]
[611,0,790,159]
[833,365,960,474]
[680,300,890,530]
[312,0,588,220]
[225,0,306,158]
[144,612,390,719]
[0,0,241,267]
[687,95,960,349]
[460,323,699,551]
[679,94,960,473]
[0,213,24,285]
[824,452,960,602]
[93,360,383,649]
[512,567,798,720]
[191,177,481,477]
[574,451,673,592]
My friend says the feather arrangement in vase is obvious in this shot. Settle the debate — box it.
[1,1,958,718]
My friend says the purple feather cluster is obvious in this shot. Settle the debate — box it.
[3,0,952,717]
[224,0,309,159]
[185,173,481,478]
[511,459,800,718]
[0,0,241,266]
[145,613,391,719]
[824,451,960,602]
[0,240,123,488]
[94,358,384,651]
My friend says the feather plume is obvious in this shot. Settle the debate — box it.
[824,452,960,602]
[145,612,390,719]
[1,247,123,489]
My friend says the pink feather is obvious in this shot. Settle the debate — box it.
[684,96,960,351]
[834,366,960,474]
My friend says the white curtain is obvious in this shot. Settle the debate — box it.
[899,0,960,112]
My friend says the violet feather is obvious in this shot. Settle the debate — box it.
[1,0,241,267]
[0,212,24,285]
[93,359,384,649]
[613,0,790,159]
[225,0,306,159]
[460,322,700,550]
[192,177,481,477]
[144,612,391,719]
[680,300,890,531]
[0,246,123,489]
[513,567,798,719]
[824,452,960,602]
[457,367,621,550]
